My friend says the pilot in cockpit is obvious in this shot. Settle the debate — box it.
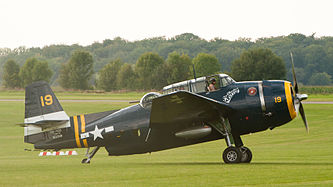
[208,78,217,92]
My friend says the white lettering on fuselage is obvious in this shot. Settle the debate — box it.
[222,88,240,104]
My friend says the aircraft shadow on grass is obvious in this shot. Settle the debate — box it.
[123,161,333,166]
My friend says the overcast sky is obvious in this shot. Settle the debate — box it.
[1,0,332,49]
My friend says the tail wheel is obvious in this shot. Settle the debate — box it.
[222,146,242,164]
[240,146,252,163]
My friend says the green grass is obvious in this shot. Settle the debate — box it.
[0,100,333,186]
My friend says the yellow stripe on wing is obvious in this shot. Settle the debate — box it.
[73,116,82,148]
[80,115,89,148]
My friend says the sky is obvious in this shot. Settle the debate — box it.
[0,0,332,49]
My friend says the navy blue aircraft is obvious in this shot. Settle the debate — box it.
[23,59,308,164]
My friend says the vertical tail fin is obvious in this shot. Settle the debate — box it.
[24,81,70,144]
[24,81,69,124]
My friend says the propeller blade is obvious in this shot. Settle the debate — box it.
[299,102,309,133]
[290,51,299,93]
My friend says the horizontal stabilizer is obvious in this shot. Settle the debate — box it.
[24,111,69,124]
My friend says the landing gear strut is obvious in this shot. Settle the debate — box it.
[81,146,100,164]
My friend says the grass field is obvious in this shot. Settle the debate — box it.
[0,94,333,186]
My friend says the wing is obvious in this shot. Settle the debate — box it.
[150,91,233,128]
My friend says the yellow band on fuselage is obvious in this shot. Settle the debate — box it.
[80,115,89,148]
[73,116,82,148]
[284,82,296,120]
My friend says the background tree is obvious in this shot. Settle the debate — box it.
[166,51,192,84]
[19,58,37,87]
[135,52,164,90]
[19,58,53,87]
[193,53,220,77]
[1,33,333,86]
[116,63,137,90]
[231,48,286,81]
[151,63,170,90]
[31,61,52,83]
[59,50,94,90]
[308,72,332,85]
[97,59,122,91]
[2,59,21,88]
[58,63,71,89]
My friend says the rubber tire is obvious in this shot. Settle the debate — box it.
[222,146,242,164]
[240,146,252,163]
[81,158,90,164]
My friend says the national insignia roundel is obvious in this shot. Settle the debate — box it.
[247,87,257,96]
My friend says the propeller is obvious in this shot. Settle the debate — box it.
[290,51,309,133]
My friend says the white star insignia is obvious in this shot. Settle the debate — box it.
[90,125,104,141]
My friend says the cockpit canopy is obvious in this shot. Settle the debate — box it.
[162,74,235,94]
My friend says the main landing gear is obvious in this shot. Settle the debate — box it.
[221,127,252,164]
[212,117,253,164]
[81,146,100,164]
[222,146,252,164]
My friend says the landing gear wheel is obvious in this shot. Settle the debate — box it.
[222,146,242,164]
[81,158,90,164]
[240,146,252,163]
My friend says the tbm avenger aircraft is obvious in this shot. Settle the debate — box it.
[23,55,308,164]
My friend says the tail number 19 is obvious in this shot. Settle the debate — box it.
[40,95,53,107]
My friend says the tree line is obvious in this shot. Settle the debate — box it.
[1,33,332,88]
[2,48,292,90]
[2,50,223,90]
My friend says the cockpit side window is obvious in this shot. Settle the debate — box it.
[220,76,235,87]
[193,80,207,93]
[226,76,235,84]
[220,77,228,87]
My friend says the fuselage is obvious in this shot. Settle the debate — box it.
[34,79,296,156]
